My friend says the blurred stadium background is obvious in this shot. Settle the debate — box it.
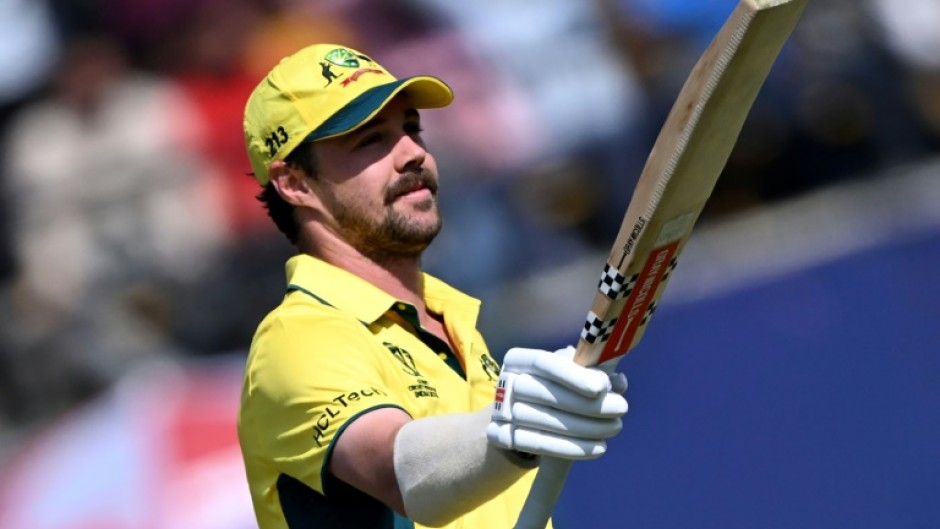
[0,0,938,527]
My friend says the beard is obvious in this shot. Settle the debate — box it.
[332,169,443,261]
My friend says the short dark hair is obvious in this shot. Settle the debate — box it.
[256,142,317,245]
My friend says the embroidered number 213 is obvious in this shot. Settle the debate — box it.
[265,126,289,156]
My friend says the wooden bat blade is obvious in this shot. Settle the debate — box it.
[575,0,809,369]
[513,1,809,528]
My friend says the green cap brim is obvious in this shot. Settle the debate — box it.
[304,76,453,142]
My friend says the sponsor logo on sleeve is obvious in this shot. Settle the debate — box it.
[312,386,389,447]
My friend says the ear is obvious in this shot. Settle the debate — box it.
[269,161,317,207]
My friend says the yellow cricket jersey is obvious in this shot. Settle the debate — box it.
[238,254,549,529]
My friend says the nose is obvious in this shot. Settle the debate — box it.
[394,133,427,173]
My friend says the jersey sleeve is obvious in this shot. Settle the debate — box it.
[240,304,407,495]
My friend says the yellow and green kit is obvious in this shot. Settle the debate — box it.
[238,254,543,529]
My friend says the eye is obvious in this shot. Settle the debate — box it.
[355,132,382,149]
[404,122,424,136]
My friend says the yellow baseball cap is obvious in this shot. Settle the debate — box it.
[244,43,454,185]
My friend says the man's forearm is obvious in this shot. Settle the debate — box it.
[393,408,539,527]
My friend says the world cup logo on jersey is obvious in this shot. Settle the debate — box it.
[384,342,422,377]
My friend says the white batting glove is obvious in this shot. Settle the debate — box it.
[486,346,628,460]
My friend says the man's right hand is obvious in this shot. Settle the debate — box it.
[486,346,628,460]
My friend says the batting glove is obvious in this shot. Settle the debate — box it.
[486,346,628,460]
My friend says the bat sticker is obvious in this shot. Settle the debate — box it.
[597,264,638,300]
[581,310,618,344]
[598,240,680,363]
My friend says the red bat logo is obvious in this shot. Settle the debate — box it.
[598,241,679,363]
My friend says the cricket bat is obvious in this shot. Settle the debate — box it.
[513,0,809,527]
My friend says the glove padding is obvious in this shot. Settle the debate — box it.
[487,346,628,460]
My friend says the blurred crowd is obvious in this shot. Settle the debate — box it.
[0,0,937,432]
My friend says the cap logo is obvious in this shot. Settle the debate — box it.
[324,48,369,68]
[318,48,385,88]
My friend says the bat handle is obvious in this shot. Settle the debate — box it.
[512,456,573,529]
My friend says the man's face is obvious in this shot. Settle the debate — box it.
[311,94,442,261]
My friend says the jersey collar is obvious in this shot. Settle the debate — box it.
[284,254,481,326]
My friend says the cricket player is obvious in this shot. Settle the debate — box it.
[237,43,628,529]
